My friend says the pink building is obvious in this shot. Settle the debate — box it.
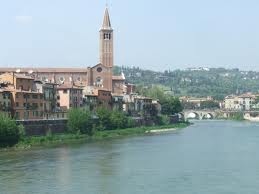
[57,84,83,110]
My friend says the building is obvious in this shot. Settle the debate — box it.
[97,89,112,110]
[0,8,125,95]
[123,94,153,116]
[180,96,214,108]
[126,83,136,94]
[224,94,255,111]
[0,73,45,120]
[0,73,34,91]
[0,89,12,117]
[14,91,44,120]
[112,73,126,94]
[33,80,60,119]
[57,84,83,110]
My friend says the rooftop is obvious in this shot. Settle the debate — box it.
[0,68,88,73]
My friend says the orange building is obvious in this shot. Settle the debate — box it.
[14,91,44,120]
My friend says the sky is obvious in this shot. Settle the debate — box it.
[0,0,259,71]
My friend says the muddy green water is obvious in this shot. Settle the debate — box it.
[1,121,259,194]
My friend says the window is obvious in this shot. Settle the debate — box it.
[32,94,38,99]
[16,102,19,107]
[42,76,47,81]
[16,112,20,120]
[59,77,65,82]
[95,77,103,87]
[97,67,103,73]
[104,33,111,40]
[63,89,67,94]
[16,94,19,99]
[24,94,30,99]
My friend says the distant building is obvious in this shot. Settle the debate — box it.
[180,96,214,108]
[224,94,255,111]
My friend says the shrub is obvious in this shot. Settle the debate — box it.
[67,109,93,135]
[96,108,134,130]
[96,107,112,130]
[0,114,20,147]
[110,111,129,129]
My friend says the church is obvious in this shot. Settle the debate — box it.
[0,7,125,95]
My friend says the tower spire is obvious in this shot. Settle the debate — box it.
[99,6,114,68]
[102,7,112,30]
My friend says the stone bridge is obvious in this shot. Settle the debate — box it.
[180,109,220,120]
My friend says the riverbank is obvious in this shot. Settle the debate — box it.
[11,122,190,150]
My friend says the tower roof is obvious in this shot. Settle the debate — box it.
[101,7,112,30]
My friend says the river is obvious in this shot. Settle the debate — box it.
[1,120,259,194]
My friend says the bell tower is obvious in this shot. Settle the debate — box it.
[100,7,113,68]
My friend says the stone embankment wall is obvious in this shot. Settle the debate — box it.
[16,119,67,136]
[17,115,180,137]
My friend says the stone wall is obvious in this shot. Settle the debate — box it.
[16,119,67,136]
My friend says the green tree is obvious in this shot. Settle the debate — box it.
[110,111,129,129]
[161,97,183,115]
[96,107,112,130]
[67,109,93,135]
[0,114,20,147]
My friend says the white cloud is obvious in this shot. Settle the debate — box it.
[15,16,33,24]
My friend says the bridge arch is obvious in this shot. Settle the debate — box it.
[202,113,214,120]
[186,112,200,120]
[178,113,185,121]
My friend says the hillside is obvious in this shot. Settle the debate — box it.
[114,66,259,100]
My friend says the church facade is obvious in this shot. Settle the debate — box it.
[0,8,125,94]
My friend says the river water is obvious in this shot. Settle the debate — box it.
[1,121,259,194]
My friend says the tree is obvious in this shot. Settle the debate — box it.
[110,111,129,129]
[67,109,93,135]
[96,107,112,130]
[96,108,133,130]
[0,114,20,147]
[161,97,183,115]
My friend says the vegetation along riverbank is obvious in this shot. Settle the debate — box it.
[0,108,190,150]
[14,123,189,149]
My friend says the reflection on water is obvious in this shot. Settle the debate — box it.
[1,121,259,194]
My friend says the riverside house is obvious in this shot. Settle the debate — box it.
[57,84,83,110]
[0,89,12,117]
[0,73,45,120]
